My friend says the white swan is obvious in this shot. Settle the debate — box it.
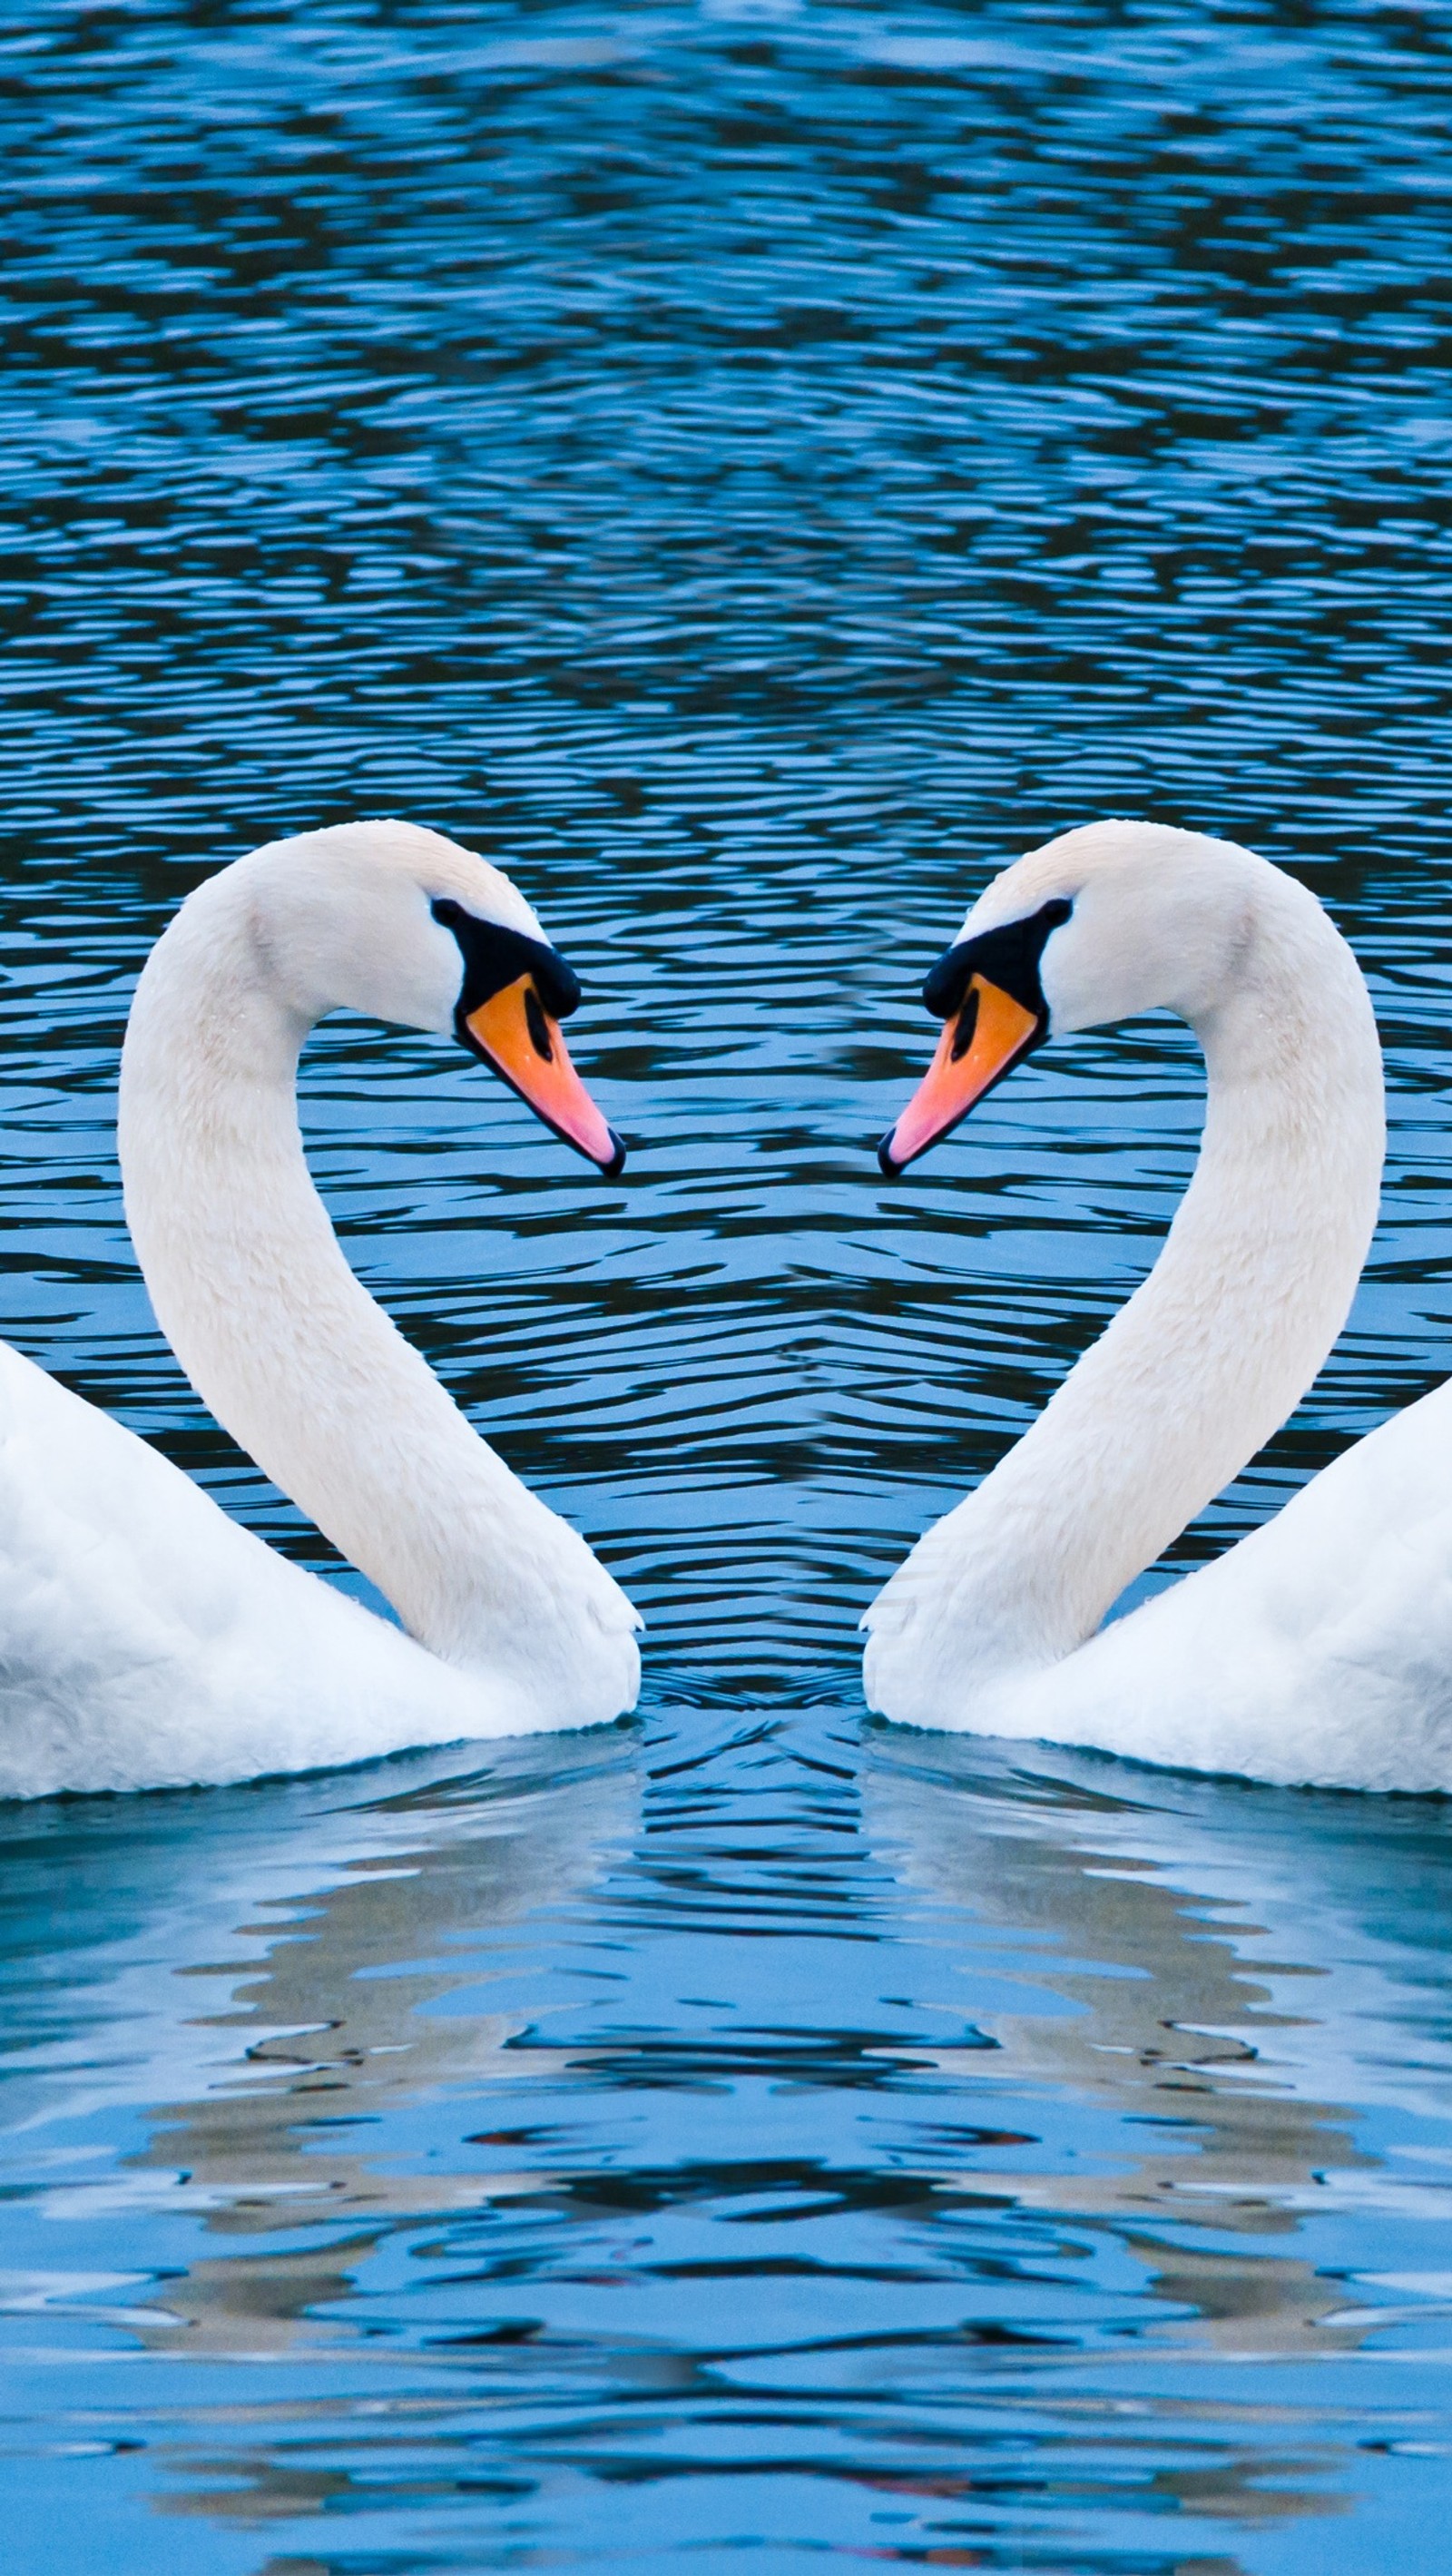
[0,819,640,1799]
[864,816,1452,1793]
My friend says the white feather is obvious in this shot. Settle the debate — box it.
[863,820,1452,1791]
[0,819,638,1797]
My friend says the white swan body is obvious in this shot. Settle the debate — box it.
[0,819,639,1798]
[865,818,1452,1792]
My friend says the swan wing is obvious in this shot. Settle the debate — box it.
[0,1340,557,1796]
[1025,1380,1452,1790]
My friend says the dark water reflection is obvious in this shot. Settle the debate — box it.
[4,0,1452,2564]
[7,1728,1452,2571]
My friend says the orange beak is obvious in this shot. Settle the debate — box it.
[466,976,624,1176]
[878,974,1041,1175]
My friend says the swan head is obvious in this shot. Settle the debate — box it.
[240,819,626,1175]
[878,818,1282,1175]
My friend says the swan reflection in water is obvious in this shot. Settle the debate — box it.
[5,1721,1452,2561]
[867,1734,1452,2361]
[0,1732,637,2360]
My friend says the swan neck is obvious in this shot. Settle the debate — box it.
[889,876,1386,1683]
[115,861,574,1676]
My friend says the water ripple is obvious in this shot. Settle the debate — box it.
[5,0,1452,2564]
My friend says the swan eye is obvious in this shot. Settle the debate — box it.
[923,894,1072,1023]
[431,896,582,1021]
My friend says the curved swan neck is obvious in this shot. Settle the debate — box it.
[883,852,1386,1684]
[116,844,598,1680]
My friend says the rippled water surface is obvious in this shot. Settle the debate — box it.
[5,0,1452,2565]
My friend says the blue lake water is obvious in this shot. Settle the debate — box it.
[5,0,1452,2565]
